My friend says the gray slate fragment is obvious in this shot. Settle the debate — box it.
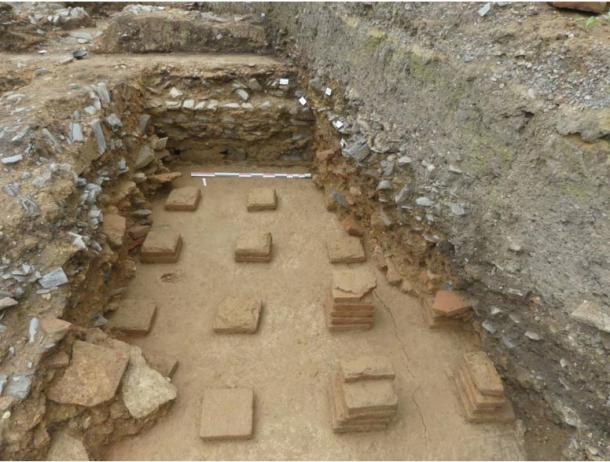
[28,317,39,343]
[343,138,370,162]
[0,374,7,394]
[6,374,32,400]
[1,154,23,165]
[331,191,349,209]
[397,155,412,166]
[105,114,122,131]
[39,268,69,289]
[570,301,610,334]
[0,297,18,310]
[135,145,155,169]
[93,82,110,106]
[395,185,410,204]
[138,114,151,134]
[376,180,393,191]
[235,89,250,101]
[415,197,434,207]
[90,119,106,155]
[449,203,466,216]
[478,2,492,16]
[69,122,84,143]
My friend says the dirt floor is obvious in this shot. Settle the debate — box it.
[105,164,524,461]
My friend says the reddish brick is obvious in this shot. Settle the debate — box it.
[431,290,472,317]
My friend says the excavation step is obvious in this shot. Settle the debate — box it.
[213,296,263,334]
[247,187,278,211]
[141,229,183,263]
[234,231,273,262]
[199,388,254,441]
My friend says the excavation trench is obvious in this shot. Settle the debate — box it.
[1,58,524,460]
[101,73,523,458]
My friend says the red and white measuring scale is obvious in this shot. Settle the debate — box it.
[191,171,312,185]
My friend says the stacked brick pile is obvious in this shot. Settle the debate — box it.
[329,355,398,432]
[325,268,376,332]
[455,351,515,423]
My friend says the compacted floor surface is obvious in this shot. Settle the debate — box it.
[105,165,524,460]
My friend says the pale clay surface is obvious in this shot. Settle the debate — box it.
[106,165,524,460]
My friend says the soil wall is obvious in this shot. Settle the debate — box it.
[207,3,610,459]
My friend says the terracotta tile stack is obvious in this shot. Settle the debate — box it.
[455,351,515,423]
[325,268,377,332]
[329,355,398,433]
[424,289,473,328]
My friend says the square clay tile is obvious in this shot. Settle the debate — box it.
[463,351,505,397]
[165,186,201,211]
[107,298,157,335]
[199,388,254,440]
[330,378,393,429]
[326,235,366,264]
[213,296,262,334]
[339,374,398,416]
[141,229,182,263]
[430,290,472,317]
[234,232,272,262]
[247,188,277,211]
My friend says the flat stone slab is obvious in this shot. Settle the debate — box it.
[570,300,610,334]
[247,187,277,211]
[141,229,182,263]
[326,235,366,264]
[199,388,254,441]
[431,290,472,317]
[332,268,377,301]
[234,231,272,262]
[213,296,262,334]
[121,347,177,419]
[340,356,395,383]
[103,213,126,248]
[47,431,89,461]
[463,351,504,397]
[165,186,201,211]
[107,298,157,335]
[47,340,129,407]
